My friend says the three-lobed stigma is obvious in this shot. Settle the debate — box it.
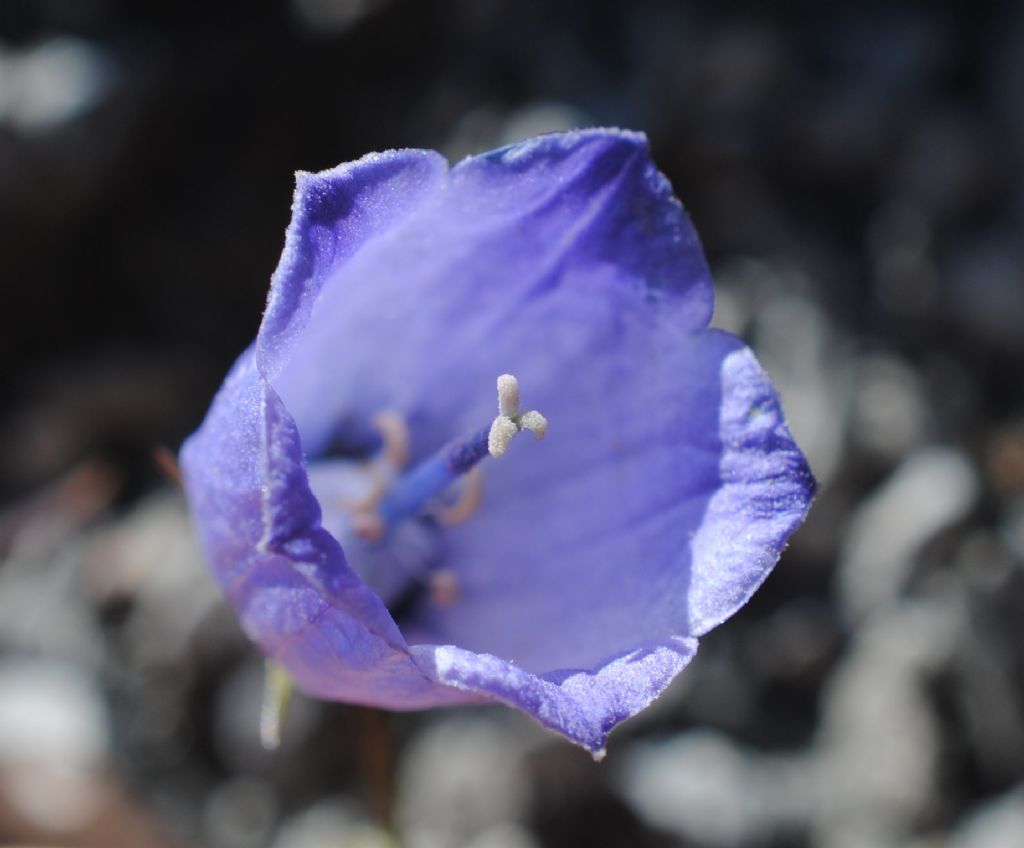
[488,374,548,457]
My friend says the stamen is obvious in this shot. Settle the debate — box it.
[429,568,460,606]
[436,467,484,525]
[339,463,389,512]
[373,411,411,469]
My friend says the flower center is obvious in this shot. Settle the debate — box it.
[307,375,547,608]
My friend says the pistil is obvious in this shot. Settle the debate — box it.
[353,374,547,541]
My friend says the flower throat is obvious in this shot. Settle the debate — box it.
[308,375,547,609]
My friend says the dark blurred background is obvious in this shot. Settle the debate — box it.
[1,1,1023,847]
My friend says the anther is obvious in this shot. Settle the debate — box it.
[436,467,484,526]
[429,568,460,606]
[340,464,389,513]
[374,412,411,469]
[488,374,549,457]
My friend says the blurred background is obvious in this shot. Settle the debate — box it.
[1,1,1023,846]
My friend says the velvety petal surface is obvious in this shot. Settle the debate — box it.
[181,152,468,708]
[257,148,448,379]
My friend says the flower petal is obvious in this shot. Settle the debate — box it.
[257,148,448,379]
[687,339,817,635]
[411,637,698,756]
[181,348,465,706]
[272,129,714,459]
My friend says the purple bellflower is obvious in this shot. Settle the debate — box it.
[180,129,814,756]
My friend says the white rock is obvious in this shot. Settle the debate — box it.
[272,799,391,848]
[839,447,978,620]
[999,496,1024,560]
[0,37,110,131]
[88,492,223,667]
[202,777,278,848]
[947,784,1024,848]
[0,658,108,771]
[0,659,109,833]
[618,729,817,847]
[461,823,541,848]
[850,354,928,459]
[813,601,960,843]
[397,715,536,848]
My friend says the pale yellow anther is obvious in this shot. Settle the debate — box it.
[437,467,485,525]
[373,411,411,469]
[429,568,460,606]
[339,463,389,512]
[351,510,386,543]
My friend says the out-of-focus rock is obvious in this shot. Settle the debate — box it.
[618,729,816,847]
[498,102,591,146]
[272,799,392,848]
[443,100,591,163]
[0,658,109,833]
[839,447,978,620]
[949,611,1024,785]
[0,544,105,666]
[1000,497,1024,561]
[291,0,395,35]
[202,777,278,848]
[0,658,109,772]
[954,531,1017,591]
[462,823,541,848]
[397,715,536,848]
[742,597,841,682]
[946,784,1024,848]
[0,37,111,132]
[850,354,928,460]
[86,491,222,667]
[814,601,960,846]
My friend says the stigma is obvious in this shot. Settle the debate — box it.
[489,374,549,456]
